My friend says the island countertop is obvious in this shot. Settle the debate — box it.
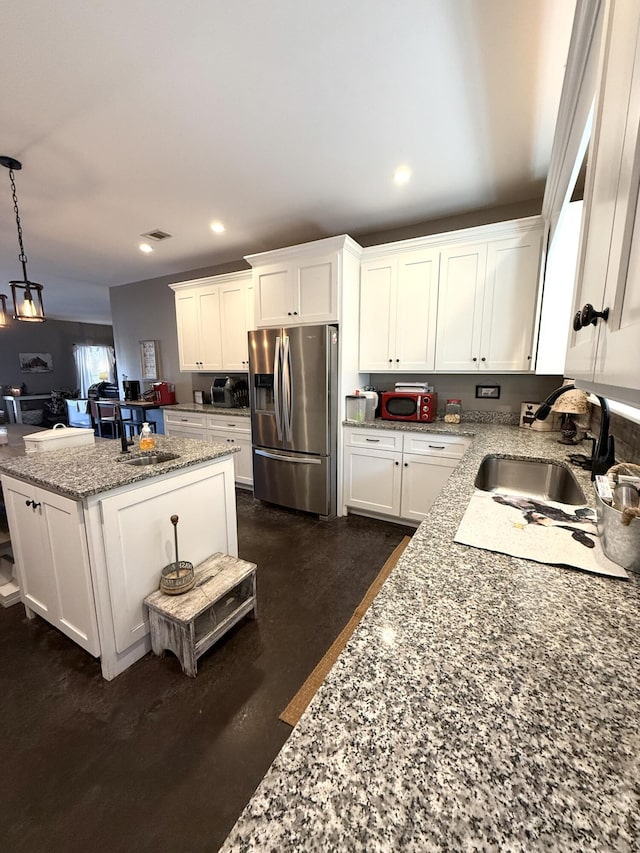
[0,435,238,500]
[221,421,640,852]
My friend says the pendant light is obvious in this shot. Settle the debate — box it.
[0,155,46,322]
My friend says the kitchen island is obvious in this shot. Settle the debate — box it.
[0,435,239,680]
[220,421,639,851]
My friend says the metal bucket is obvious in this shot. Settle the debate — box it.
[596,491,640,573]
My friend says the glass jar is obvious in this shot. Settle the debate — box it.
[444,399,462,424]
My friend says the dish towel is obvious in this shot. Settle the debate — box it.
[454,490,628,579]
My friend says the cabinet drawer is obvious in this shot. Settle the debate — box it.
[164,411,207,428]
[345,428,403,452]
[207,415,251,434]
[402,432,470,459]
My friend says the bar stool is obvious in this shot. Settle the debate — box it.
[90,400,134,439]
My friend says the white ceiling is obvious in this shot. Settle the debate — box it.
[0,0,575,325]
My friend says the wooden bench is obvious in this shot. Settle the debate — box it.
[144,553,257,677]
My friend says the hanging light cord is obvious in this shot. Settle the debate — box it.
[8,167,29,280]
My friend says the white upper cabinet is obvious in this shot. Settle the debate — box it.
[246,235,360,328]
[359,249,439,371]
[435,228,542,372]
[566,0,640,406]
[171,272,253,372]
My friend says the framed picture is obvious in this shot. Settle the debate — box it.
[475,384,501,399]
[19,352,53,373]
[140,340,160,380]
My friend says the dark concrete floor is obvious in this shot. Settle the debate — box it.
[1,490,412,853]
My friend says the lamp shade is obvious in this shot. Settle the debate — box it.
[551,389,590,415]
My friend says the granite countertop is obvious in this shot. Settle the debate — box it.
[0,435,238,500]
[163,403,251,417]
[221,421,640,851]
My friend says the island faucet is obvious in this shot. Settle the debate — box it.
[114,404,134,453]
[534,383,615,480]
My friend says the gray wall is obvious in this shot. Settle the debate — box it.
[0,318,113,394]
[369,372,563,415]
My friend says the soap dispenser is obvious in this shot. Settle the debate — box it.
[139,422,156,451]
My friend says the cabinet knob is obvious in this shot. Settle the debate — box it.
[572,311,583,332]
[472,357,478,362]
[287,312,292,316]
[404,462,408,467]
[395,461,399,466]
[388,359,393,363]
[580,303,610,328]
[481,357,486,362]
[25,499,32,507]
[395,359,400,363]
[293,311,298,316]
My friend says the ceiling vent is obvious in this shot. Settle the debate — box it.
[140,229,172,242]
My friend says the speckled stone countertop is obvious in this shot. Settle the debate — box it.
[221,421,640,852]
[0,435,238,500]
[163,403,251,417]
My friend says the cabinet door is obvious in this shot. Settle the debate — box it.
[164,422,209,440]
[2,477,99,656]
[400,454,458,522]
[295,254,338,323]
[480,234,541,371]
[435,244,487,370]
[3,478,54,621]
[42,489,99,655]
[395,249,439,371]
[255,264,292,327]
[197,286,223,370]
[591,0,640,403]
[358,258,396,370]
[175,289,202,371]
[207,428,253,486]
[220,279,251,370]
[343,446,402,516]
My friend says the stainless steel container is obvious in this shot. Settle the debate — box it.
[596,490,640,572]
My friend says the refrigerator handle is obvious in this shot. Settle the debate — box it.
[273,335,283,441]
[282,334,292,441]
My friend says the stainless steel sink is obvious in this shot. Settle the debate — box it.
[474,455,586,505]
[118,452,180,467]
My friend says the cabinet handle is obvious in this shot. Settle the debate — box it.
[572,311,583,332]
[395,461,399,466]
[287,312,292,316]
[481,357,486,362]
[472,357,477,362]
[428,445,446,450]
[395,358,400,363]
[365,438,380,442]
[25,499,33,507]
[293,311,298,316]
[580,303,610,328]
[404,462,408,467]
[388,359,393,363]
[25,499,41,509]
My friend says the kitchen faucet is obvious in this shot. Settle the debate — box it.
[534,384,615,480]
[114,404,134,453]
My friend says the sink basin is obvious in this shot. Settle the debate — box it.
[118,452,180,467]
[474,455,586,505]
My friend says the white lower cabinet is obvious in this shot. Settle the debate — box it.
[2,475,100,655]
[343,428,470,523]
[164,410,253,487]
[207,415,253,487]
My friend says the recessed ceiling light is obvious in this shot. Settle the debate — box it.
[210,221,225,234]
[393,166,412,185]
[139,243,153,254]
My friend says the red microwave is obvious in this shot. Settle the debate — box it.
[380,391,437,422]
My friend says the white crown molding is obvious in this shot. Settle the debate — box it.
[168,269,251,292]
[360,215,544,259]
[244,234,362,267]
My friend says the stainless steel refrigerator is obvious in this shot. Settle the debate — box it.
[248,324,338,518]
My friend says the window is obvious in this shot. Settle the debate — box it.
[73,345,115,397]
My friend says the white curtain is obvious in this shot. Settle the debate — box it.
[73,345,115,397]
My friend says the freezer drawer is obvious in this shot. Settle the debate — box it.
[252,447,333,516]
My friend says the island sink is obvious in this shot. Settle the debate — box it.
[118,452,179,466]
[474,455,586,505]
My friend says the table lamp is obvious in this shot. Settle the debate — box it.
[551,389,590,445]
